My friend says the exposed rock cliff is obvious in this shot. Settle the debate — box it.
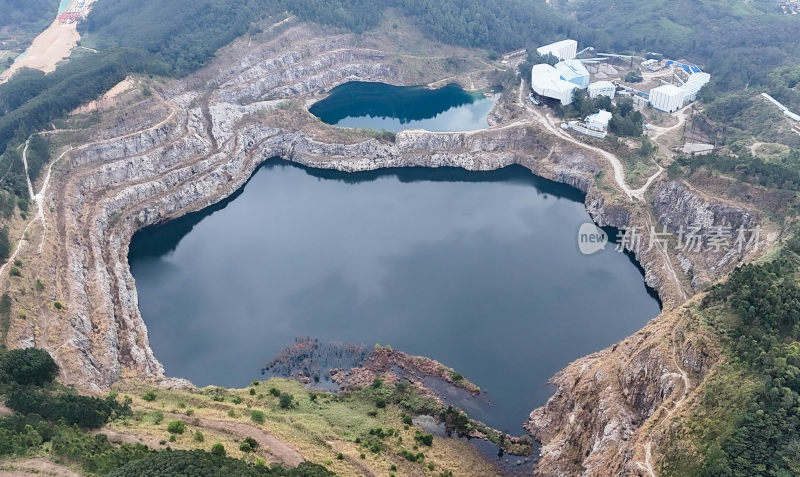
[525,300,720,476]
[4,19,771,476]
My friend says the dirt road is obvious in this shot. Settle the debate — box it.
[518,79,662,201]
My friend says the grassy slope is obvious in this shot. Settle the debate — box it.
[109,378,501,477]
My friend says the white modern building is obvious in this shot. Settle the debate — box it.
[585,109,612,131]
[555,60,590,88]
[531,64,579,105]
[588,81,616,99]
[650,84,685,112]
[680,72,711,102]
[537,39,578,61]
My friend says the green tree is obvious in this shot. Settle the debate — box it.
[279,392,294,409]
[0,347,58,385]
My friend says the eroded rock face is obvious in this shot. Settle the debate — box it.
[652,180,760,290]
[525,305,719,477]
[13,19,763,476]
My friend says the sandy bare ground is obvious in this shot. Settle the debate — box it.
[0,459,84,477]
[0,21,79,82]
[94,427,167,449]
[72,77,137,114]
[178,415,304,466]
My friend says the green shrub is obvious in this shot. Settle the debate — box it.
[414,431,433,446]
[375,398,386,409]
[193,431,204,443]
[239,436,258,452]
[152,411,164,425]
[53,301,63,310]
[9,267,20,277]
[249,388,256,395]
[232,396,242,404]
[210,443,225,457]
[337,452,344,460]
[141,390,156,402]
[166,420,185,434]
[269,387,281,397]
[250,410,265,423]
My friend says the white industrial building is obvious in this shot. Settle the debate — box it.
[585,110,612,131]
[588,81,616,99]
[537,39,578,61]
[555,60,590,88]
[648,71,711,112]
[531,64,579,105]
[650,84,685,112]
[680,72,711,102]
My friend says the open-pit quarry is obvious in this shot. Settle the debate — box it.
[0,17,782,476]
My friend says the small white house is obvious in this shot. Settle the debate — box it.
[585,110,612,131]
[588,81,616,99]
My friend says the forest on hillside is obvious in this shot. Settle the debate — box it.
[0,0,58,52]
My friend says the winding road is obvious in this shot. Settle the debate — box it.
[518,79,663,201]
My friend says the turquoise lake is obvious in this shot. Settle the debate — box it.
[309,81,494,132]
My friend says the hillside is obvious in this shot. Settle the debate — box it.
[0,1,798,476]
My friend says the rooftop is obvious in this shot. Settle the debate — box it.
[589,81,615,89]
[539,39,577,50]
[531,64,579,94]
[587,109,612,125]
[651,84,684,96]
[680,72,711,97]
[555,60,589,80]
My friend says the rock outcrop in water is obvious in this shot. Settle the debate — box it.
[6,19,772,476]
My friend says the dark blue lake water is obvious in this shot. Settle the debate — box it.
[129,83,660,434]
